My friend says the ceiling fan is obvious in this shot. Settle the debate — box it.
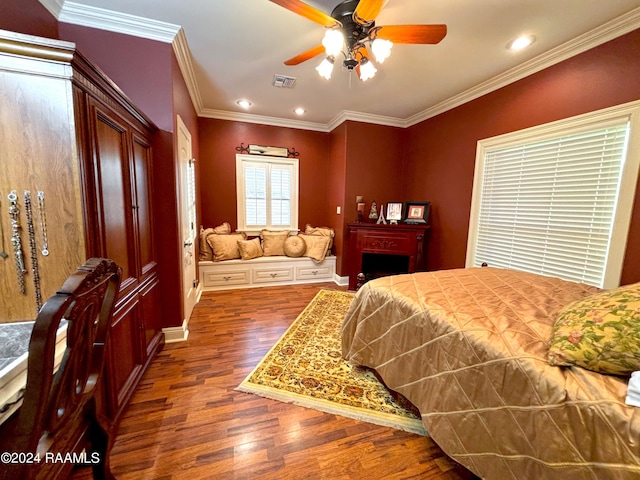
[269,0,447,81]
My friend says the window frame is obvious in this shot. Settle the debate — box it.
[236,153,299,235]
[466,100,640,288]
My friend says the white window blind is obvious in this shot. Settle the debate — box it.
[236,154,298,232]
[467,106,640,288]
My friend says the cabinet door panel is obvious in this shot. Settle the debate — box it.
[132,134,156,278]
[139,275,162,357]
[90,104,137,292]
[106,297,144,417]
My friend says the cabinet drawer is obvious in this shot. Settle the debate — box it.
[253,266,294,283]
[202,269,250,287]
[296,264,333,280]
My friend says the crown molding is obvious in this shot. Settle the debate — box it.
[57,1,180,43]
[197,108,406,132]
[38,0,64,18]
[42,2,640,131]
[198,108,331,132]
[327,110,405,131]
[172,28,203,113]
[405,7,640,127]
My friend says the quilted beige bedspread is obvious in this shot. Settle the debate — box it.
[341,267,640,480]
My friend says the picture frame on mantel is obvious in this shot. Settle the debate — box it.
[386,202,403,223]
[404,201,431,224]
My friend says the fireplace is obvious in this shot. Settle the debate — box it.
[347,223,430,290]
[361,253,410,282]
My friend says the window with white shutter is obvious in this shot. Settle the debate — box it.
[466,101,640,288]
[236,154,298,233]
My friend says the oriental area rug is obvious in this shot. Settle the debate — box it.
[236,289,427,436]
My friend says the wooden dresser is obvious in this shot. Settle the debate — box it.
[347,223,430,290]
[0,30,163,426]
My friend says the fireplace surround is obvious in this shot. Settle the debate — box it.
[347,223,430,290]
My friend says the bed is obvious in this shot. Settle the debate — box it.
[341,267,640,480]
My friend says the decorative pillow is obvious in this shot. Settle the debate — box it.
[299,234,330,263]
[260,230,290,256]
[238,237,263,260]
[199,227,215,260]
[207,232,246,261]
[548,282,640,376]
[199,223,232,261]
[305,224,335,252]
[283,235,306,258]
[211,222,231,235]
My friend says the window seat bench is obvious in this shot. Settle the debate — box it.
[199,255,337,291]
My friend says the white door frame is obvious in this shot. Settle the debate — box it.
[176,114,198,338]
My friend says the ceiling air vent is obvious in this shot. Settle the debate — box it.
[272,74,296,88]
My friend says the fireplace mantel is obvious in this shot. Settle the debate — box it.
[347,223,430,290]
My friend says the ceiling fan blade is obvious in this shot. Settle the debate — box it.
[375,24,447,44]
[353,0,384,24]
[284,45,325,65]
[356,45,371,61]
[269,0,339,27]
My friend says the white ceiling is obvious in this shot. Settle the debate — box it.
[41,0,640,131]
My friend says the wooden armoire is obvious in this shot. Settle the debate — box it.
[0,29,164,424]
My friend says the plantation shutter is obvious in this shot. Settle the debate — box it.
[270,165,292,226]
[471,120,630,287]
[243,163,267,227]
[237,154,298,232]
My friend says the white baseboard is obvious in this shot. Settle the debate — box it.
[163,285,202,343]
[334,273,349,286]
[162,319,189,343]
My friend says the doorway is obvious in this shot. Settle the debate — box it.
[177,115,198,326]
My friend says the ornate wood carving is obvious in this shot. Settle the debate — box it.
[347,223,430,290]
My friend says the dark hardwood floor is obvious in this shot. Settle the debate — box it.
[75,283,478,479]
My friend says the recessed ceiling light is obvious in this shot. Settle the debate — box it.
[236,99,252,109]
[507,35,535,51]
[294,107,306,115]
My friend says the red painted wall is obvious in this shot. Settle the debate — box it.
[58,24,174,132]
[196,118,332,232]
[0,0,58,38]
[343,121,406,214]
[405,29,640,284]
[328,124,348,274]
[340,122,406,273]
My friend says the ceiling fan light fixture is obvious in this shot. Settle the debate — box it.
[272,0,448,82]
[358,57,377,81]
[315,56,335,80]
[507,35,535,51]
[371,38,393,63]
[322,29,344,57]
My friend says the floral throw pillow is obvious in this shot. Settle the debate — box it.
[548,282,640,376]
